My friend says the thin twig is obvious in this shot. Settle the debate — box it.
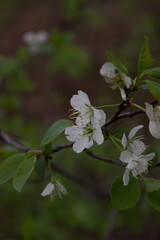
[117,110,143,120]
[84,149,125,167]
[52,142,72,153]
[0,130,32,152]
[103,101,129,127]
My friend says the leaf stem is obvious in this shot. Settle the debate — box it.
[133,103,146,112]
[111,135,122,143]
[109,135,122,152]
[96,104,120,109]
[48,159,54,177]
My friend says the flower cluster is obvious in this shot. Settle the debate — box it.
[120,125,155,186]
[99,62,132,100]
[22,31,49,55]
[65,91,106,153]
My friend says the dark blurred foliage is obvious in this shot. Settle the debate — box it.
[0,0,160,239]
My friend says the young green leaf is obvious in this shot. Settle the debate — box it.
[110,176,141,210]
[146,190,160,211]
[0,153,25,184]
[144,178,160,193]
[137,37,153,76]
[41,119,72,146]
[142,67,160,79]
[35,156,46,178]
[113,126,125,138]
[106,52,129,75]
[145,80,160,101]
[13,155,37,192]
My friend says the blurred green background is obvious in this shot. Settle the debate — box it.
[0,0,160,239]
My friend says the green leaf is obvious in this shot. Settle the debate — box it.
[106,52,129,75]
[35,156,46,178]
[110,176,141,210]
[144,178,160,193]
[146,190,160,211]
[113,126,125,138]
[0,153,25,184]
[25,150,42,157]
[41,119,72,146]
[142,67,160,79]
[13,155,37,192]
[138,83,149,90]
[145,80,160,101]
[137,37,153,76]
[44,142,52,156]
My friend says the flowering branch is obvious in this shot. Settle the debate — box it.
[0,129,108,199]
[84,149,125,166]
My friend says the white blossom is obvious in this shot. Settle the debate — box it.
[41,182,55,197]
[22,31,49,55]
[41,181,67,199]
[120,125,147,159]
[55,180,68,198]
[70,90,106,126]
[122,153,155,186]
[120,125,155,186]
[65,120,105,153]
[145,103,160,139]
[99,62,132,100]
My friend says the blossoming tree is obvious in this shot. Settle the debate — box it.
[0,36,160,211]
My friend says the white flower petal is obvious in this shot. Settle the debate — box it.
[86,139,93,149]
[99,62,117,79]
[149,120,160,139]
[120,150,134,163]
[78,90,91,105]
[128,125,143,139]
[127,160,137,170]
[123,169,130,186]
[123,75,132,89]
[65,125,83,142]
[145,103,153,120]
[119,87,127,101]
[129,139,146,155]
[41,183,55,196]
[55,181,68,196]
[121,133,127,149]
[99,109,106,127]
[93,108,102,121]
[72,135,89,153]
[93,127,104,145]
[70,95,88,113]
[22,32,34,43]
[143,152,155,162]
[36,31,49,43]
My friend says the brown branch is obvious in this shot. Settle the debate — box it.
[0,129,125,167]
[103,99,159,127]
[102,101,129,128]
[0,130,32,152]
[52,142,72,153]
[84,149,125,167]
[117,110,143,120]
